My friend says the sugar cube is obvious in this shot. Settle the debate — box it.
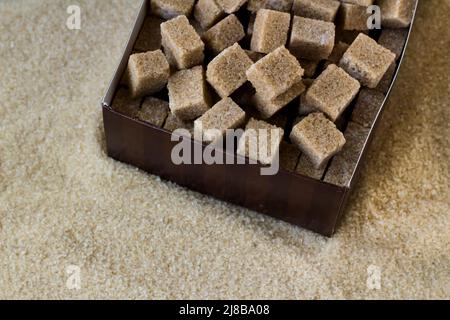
[237,118,284,165]
[161,15,205,70]
[203,14,245,54]
[246,46,304,99]
[137,97,170,127]
[290,113,346,168]
[289,16,335,60]
[151,0,195,20]
[207,43,254,98]
[295,155,327,179]
[379,0,416,28]
[251,9,291,54]
[247,0,294,12]
[127,50,170,98]
[194,0,225,30]
[168,66,211,120]
[339,33,396,88]
[304,64,360,122]
[194,97,246,142]
[324,121,369,186]
[292,0,341,22]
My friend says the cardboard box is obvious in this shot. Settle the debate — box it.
[101,0,418,236]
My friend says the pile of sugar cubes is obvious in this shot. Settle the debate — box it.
[112,0,415,186]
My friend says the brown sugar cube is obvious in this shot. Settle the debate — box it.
[216,0,248,13]
[203,14,245,55]
[339,33,396,88]
[247,0,294,13]
[207,43,253,98]
[151,0,195,20]
[379,0,416,28]
[247,46,304,99]
[163,113,194,134]
[137,97,170,127]
[161,15,205,70]
[299,59,319,78]
[194,97,246,142]
[168,66,211,120]
[290,112,346,168]
[194,0,225,30]
[134,17,164,52]
[324,121,369,186]
[237,118,284,165]
[375,62,396,94]
[245,50,266,62]
[111,88,142,118]
[292,0,341,22]
[253,80,306,118]
[289,16,335,60]
[350,88,385,128]
[295,155,327,179]
[338,3,370,31]
[279,141,301,171]
[304,64,360,122]
[251,9,291,54]
[378,28,409,60]
[127,50,170,98]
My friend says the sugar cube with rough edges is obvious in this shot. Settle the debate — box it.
[246,46,304,99]
[339,33,396,88]
[289,16,335,60]
[112,88,142,118]
[194,0,225,30]
[290,113,346,168]
[161,16,205,70]
[203,14,245,54]
[168,66,211,120]
[206,43,253,98]
[304,64,360,122]
[127,50,170,98]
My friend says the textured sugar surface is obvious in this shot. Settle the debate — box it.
[194,0,225,30]
[203,14,245,54]
[216,0,248,13]
[378,28,409,60]
[138,97,170,127]
[295,155,327,180]
[251,9,291,54]
[351,89,385,128]
[0,0,448,299]
[379,0,416,28]
[289,16,335,60]
[111,88,142,118]
[338,3,370,31]
[206,43,253,98]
